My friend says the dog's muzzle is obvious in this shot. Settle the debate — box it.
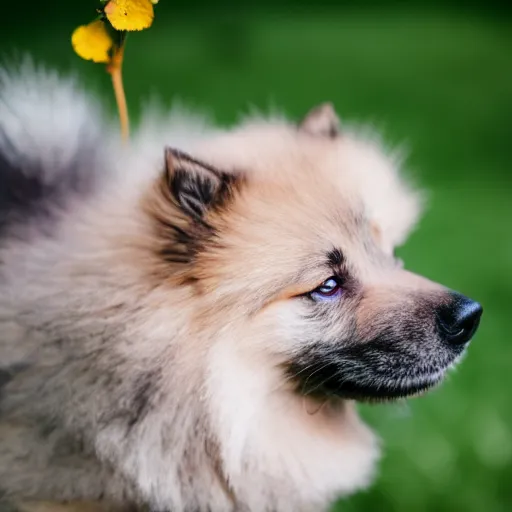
[286,290,483,402]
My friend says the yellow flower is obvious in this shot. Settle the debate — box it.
[104,0,154,31]
[71,20,113,63]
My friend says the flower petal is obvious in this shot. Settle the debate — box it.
[72,20,113,63]
[105,0,154,31]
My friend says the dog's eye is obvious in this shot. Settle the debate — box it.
[310,277,343,301]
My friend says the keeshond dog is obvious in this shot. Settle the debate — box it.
[0,64,482,512]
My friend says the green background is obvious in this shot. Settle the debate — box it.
[1,2,511,511]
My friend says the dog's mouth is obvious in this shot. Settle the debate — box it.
[312,371,445,402]
[286,353,461,403]
[293,369,445,403]
[285,326,471,402]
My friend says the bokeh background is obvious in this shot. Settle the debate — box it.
[1,1,511,511]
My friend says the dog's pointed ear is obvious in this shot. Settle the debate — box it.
[164,147,236,220]
[299,103,341,138]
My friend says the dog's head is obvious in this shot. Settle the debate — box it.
[144,103,482,403]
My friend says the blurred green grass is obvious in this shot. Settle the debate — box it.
[2,6,511,512]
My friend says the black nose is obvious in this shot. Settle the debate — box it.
[437,293,483,345]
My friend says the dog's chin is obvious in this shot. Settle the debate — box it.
[340,353,467,403]
[287,346,467,404]
[321,372,445,403]
[292,366,452,404]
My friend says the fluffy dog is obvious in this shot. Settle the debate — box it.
[0,64,482,512]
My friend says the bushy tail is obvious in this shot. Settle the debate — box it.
[0,60,107,236]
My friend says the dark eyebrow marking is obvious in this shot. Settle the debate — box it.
[327,248,344,267]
